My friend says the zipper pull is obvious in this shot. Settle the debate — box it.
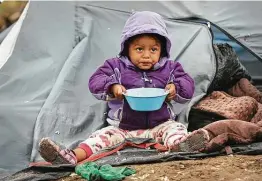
[142,72,152,83]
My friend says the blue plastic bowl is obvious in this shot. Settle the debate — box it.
[123,88,169,111]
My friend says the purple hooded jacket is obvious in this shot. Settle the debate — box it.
[88,11,195,130]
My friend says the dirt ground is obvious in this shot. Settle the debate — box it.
[57,154,262,181]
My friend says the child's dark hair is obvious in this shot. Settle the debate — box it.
[120,33,167,58]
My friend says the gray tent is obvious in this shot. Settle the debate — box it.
[0,1,262,176]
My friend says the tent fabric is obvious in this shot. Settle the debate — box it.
[209,25,262,80]
[0,24,13,45]
[0,1,261,176]
[0,1,76,174]
[86,1,262,59]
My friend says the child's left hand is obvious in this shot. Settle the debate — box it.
[165,83,176,101]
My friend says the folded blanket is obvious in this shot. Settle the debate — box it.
[194,91,258,122]
[228,78,262,103]
[251,103,262,124]
[202,119,262,152]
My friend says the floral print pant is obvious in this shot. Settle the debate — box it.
[79,120,188,155]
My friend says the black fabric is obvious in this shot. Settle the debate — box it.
[208,43,251,93]
[0,165,73,181]
[187,109,226,131]
[3,139,262,181]
[94,141,262,166]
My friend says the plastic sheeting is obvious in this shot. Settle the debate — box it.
[3,141,262,181]
[208,43,251,92]
[0,24,13,45]
[0,1,261,175]
[0,165,73,181]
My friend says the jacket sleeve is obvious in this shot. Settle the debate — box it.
[168,62,195,103]
[88,59,121,100]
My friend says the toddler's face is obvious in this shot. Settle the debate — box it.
[128,35,161,70]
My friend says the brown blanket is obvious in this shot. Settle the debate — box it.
[251,103,262,125]
[191,78,262,152]
[228,78,262,103]
[202,119,262,152]
[194,91,258,122]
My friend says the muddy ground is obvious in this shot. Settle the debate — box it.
[57,155,262,181]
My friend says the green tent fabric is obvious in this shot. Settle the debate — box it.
[75,162,136,181]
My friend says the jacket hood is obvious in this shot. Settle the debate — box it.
[119,11,172,59]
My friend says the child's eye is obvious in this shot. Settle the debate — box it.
[136,48,143,52]
[151,48,158,52]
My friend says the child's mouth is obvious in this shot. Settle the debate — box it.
[141,63,152,66]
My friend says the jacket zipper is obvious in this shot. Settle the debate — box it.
[142,72,153,128]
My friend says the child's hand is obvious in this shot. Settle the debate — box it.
[110,84,126,100]
[165,83,176,101]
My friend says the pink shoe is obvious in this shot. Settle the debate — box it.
[174,129,210,152]
[38,138,77,165]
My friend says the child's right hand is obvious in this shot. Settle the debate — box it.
[110,84,126,100]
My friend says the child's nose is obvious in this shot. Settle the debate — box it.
[142,50,150,59]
